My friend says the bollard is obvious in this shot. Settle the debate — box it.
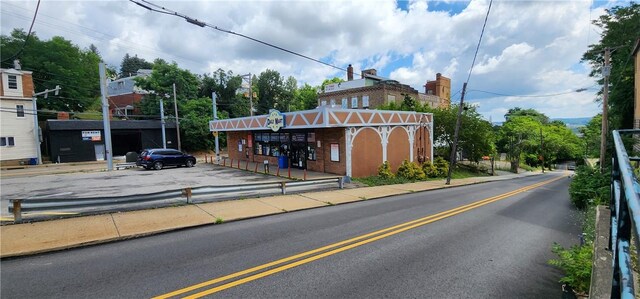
[182,188,192,203]
[237,159,240,168]
[263,160,269,174]
[254,162,258,173]
[303,169,307,180]
[245,160,249,170]
[231,159,234,168]
[288,165,291,179]
[12,199,22,224]
[276,166,280,177]
[339,177,344,189]
[281,181,287,195]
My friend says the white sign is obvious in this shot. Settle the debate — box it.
[82,130,101,141]
[330,143,340,162]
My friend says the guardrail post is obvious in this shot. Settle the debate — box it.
[11,199,22,224]
[339,177,344,189]
[281,181,286,195]
[182,188,192,203]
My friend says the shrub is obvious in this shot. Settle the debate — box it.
[548,242,593,295]
[569,165,610,209]
[433,157,449,177]
[422,160,438,178]
[377,161,395,179]
[397,160,426,181]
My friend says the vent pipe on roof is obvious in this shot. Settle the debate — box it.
[13,60,21,70]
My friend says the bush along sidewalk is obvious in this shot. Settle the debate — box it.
[548,165,608,297]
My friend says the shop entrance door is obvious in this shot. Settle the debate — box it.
[290,132,307,169]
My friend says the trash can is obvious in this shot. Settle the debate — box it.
[278,155,288,169]
[28,158,38,165]
[125,152,138,163]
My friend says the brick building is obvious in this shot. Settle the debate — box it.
[210,106,433,178]
[317,65,450,110]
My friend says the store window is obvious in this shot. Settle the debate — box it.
[307,133,316,161]
[253,132,290,157]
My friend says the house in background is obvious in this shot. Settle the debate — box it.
[0,64,37,166]
[107,69,151,118]
[317,65,451,110]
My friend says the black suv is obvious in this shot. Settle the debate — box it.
[137,149,196,170]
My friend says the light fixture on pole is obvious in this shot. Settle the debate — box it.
[241,73,253,116]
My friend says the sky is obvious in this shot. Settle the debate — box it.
[0,0,624,122]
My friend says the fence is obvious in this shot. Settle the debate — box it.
[8,177,344,224]
[610,129,640,298]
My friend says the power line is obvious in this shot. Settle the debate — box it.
[1,0,41,64]
[467,86,597,98]
[130,0,364,79]
[465,0,492,86]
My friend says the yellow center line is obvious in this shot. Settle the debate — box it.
[155,176,564,299]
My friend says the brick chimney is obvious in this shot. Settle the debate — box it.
[347,64,353,81]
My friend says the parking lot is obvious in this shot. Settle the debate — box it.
[0,163,291,220]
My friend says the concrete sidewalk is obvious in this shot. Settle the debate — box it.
[0,171,549,258]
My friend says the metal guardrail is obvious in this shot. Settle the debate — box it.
[610,129,640,298]
[8,177,344,223]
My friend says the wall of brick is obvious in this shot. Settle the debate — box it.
[316,128,346,175]
[21,73,34,97]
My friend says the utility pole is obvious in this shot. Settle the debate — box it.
[99,63,114,171]
[160,97,166,149]
[212,92,219,161]
[599,47,610,173]
[173,83,181,151]
[540,126,544,173]
[31,85,60,165]
[446,82,467,185]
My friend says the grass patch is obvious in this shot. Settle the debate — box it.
[354,168,486,187]
[215,218,224,224]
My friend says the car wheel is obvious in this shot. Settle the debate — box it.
[186,159,194,167]
[153,161,163,170]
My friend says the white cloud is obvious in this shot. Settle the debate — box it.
[0,0,617,122]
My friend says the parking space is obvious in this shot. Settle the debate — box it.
[0,164,286,219]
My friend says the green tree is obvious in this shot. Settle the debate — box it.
[400,94,417,111]
[505,107,550,124]
[582,3,639,129]
[1,29,102,114]
[180,97,217,151]
[295,83,319,110]
[279,76,298,111]
[256,69,283,114]
[119,53,153,78]
[200,68,244,118]
[579,114,602,158]
[135,59,200,118]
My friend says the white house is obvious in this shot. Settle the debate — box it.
[0,66,36,166]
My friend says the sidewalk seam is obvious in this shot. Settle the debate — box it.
[110,214,122,237]
[193,203,217,219]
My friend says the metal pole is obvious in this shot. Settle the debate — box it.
[173,83,181,151]
[249,73,253,116]
[32,96,42,165]
[446,82,467,185]
[600,47,610,173]
[160,98,166,149]
[99,63,113,171]
[212,92,219,161]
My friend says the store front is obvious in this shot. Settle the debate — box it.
[211,107,433,178]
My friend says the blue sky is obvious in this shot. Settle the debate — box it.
[1,0,624,122]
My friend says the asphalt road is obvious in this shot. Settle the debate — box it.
[0,172,580,298]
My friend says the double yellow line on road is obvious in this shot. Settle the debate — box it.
[155,175,565,299]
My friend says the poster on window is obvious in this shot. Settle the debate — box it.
[330,143,339,162]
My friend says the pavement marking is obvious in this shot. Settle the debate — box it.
[154,175,565,299]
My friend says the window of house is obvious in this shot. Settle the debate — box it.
[16,105,24,117]
[7,75,18,89]
[387,95,396,104]
[341,98,347,108]
[0,137,15,146]
[330,99,336,106]
[351,97,358,108]
[321,100,327,106]
[362,96,369,108]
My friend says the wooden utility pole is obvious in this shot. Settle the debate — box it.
[446,82,467,185]
[599,47,610,173]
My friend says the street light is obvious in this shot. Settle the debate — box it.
[240,73,254,116]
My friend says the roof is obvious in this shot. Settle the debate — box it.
[47,120,176,131]
[209,106,433,132]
